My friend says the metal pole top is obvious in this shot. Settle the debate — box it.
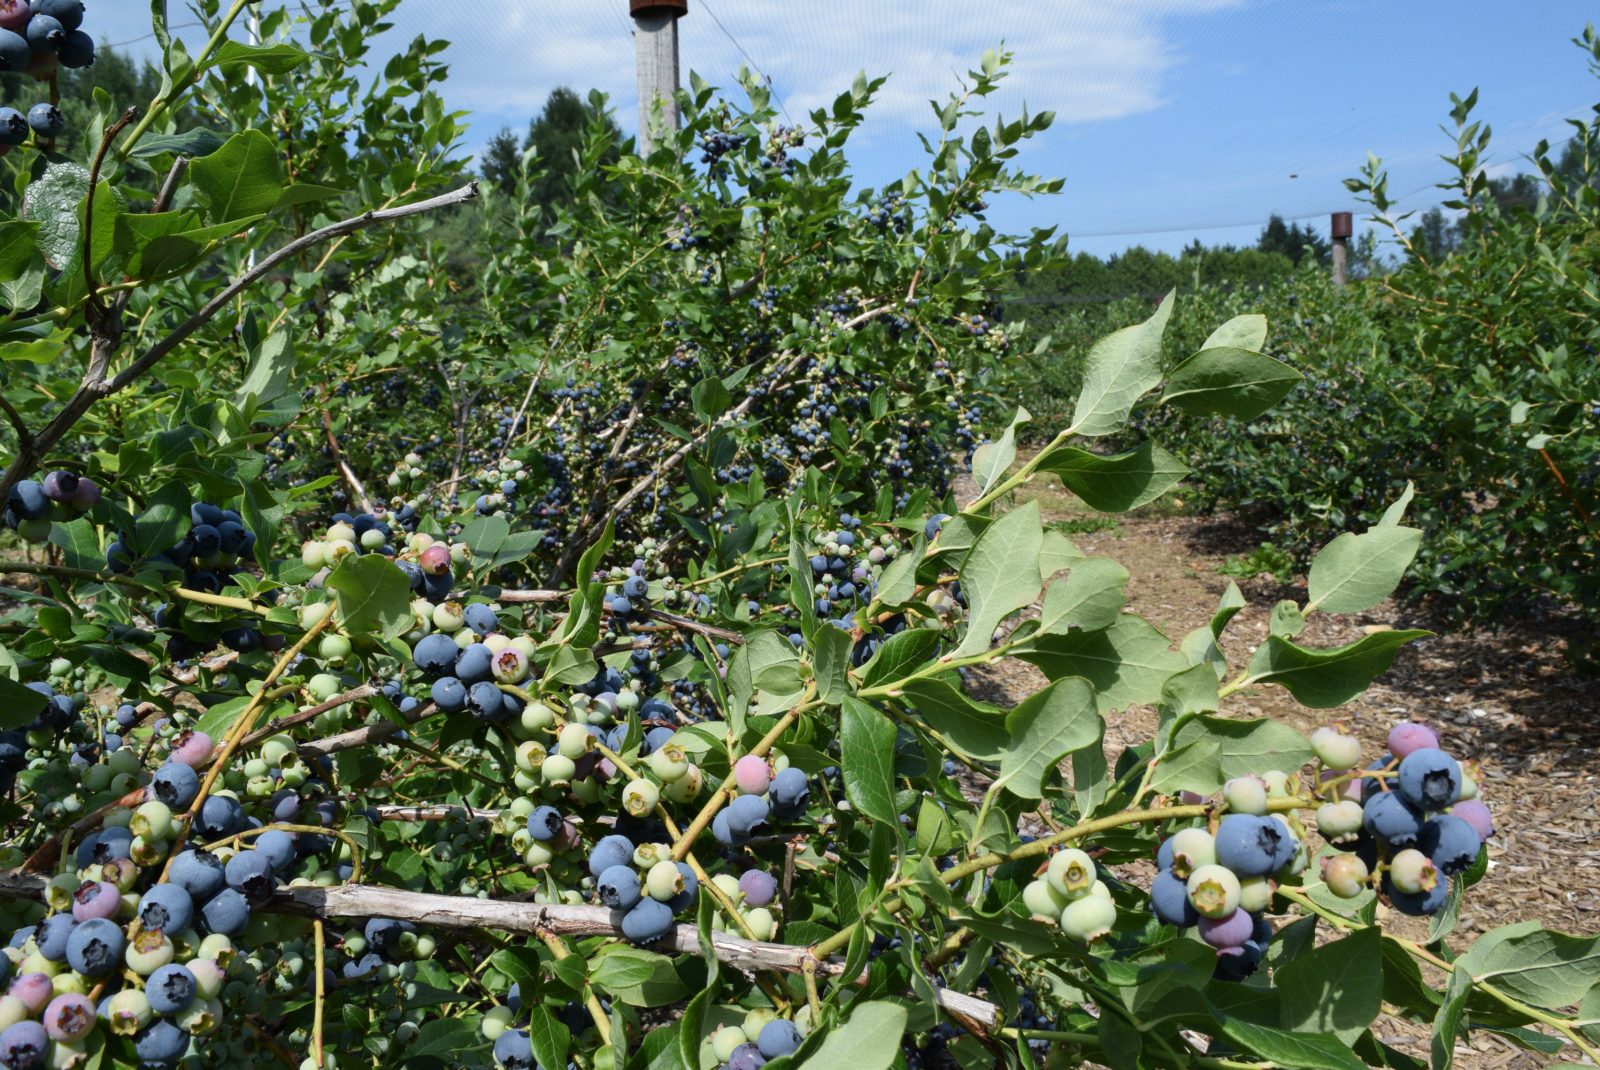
[631,0,687,16]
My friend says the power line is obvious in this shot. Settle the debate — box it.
[695,0,793,124]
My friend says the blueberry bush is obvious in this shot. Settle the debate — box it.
[0,6,1597,1070]
[1010,28,1600,637]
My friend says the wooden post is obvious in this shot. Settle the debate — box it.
[632,0,687,155]
[1330,211,1352,287]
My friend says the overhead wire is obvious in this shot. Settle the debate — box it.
[695,0,793,124]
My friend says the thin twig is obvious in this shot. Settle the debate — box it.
[83,108,139,311]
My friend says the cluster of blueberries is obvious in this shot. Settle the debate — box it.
[2,471,100,543]
[105,501,257,590]
[0,0,93,149]
[1141,722,1491,983]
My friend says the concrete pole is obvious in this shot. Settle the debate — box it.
[632,2,685,155]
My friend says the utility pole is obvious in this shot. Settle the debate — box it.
[1330,211,1352,287]
[631,0,687,155]
[247,4,262,272]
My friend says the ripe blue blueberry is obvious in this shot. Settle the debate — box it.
[726,794,770,838]
[1213,815,1288,878]
[494,1028,535,1069]
[0,105,24,145]
[463,603,498,636]
[65,917,123,976]
[169,849,225,901]
[528,805,562,842]
[133,1019,191,1066]
[224,849,276,904]
[197,794,243,838]
[1149,868,1199,928]
[365,918,413,960]
[412,633,458,677]
[0,1021,49,1070]
[727,1042,768,1070]
[769,767,809,815]
[198,888,250,935]
[1363,791,1424,848]
[455,642,493,683]
[620,897,674,943]
[597,865,642,910]
[34,0,85,31]
[757,1020,802,1058]
[467,680,506,720]
[150,761,201,809]
[1396,748,1461,812]
[146,963,197,1014]
[35,912,76,960]
[1419,814,1481,875]
[137,885,195,935]
[588,834,635,878]
[254,829,298,873]
[431,676,468,713]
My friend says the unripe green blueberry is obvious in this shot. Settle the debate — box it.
[107,988,152,1035]
[1316,800,1364,842]
[1222,776,1269,816]
[743,1007,777,1038]
[622,779,660,817]
[130,800,174,841]
[1389,848,1439,895]
[1322,853,1370,899]
[522,703,556,733]
[744,907,776,941]
[178,996,223,1035]
[1167,827,1216,878]
[665,765,703,803]
[525,842,555,869]
[482,1005,514,1041]
[711,1025,747,1062]
[712,874,742,901]
[646,860,683,902]
[1310,726,1362,770]
[633,843,667,869]
[302,542,328,569]
[318,634,352,662]
[1021,878,1068,921]
[556,723,593,759]
[1045,848,1096,899]
[569,777,601,805]
[1238,875,1274,913]
[126,930,175,975]
[431,601,464,632]
[1261,769,1293,798]
[299,601,333,630]
[129,835,165,867]
[1059,894,1117,942]
[50,972,85,997]
[307,673,342,703]
[648,744,689,782]
[107,750,141,776]
[540,754,576,785]
[1186,864,1241,919]
[515,741,547,774]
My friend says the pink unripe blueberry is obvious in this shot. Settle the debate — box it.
[43,992,95,1042]
[1197,907,1255,948]
[733,755,771,796]
[170,730,214,768]
[419,543,452,575]
[70,477,100,511]
[1322,853,1370,899]
[9,973,53,1014]
[71,880,121,922]
[1450,799,1494,840]
[1387,722,1439,760]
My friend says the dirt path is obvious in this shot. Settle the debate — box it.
[958,472,1600,1067]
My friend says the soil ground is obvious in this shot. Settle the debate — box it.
[959,466,1600,1068]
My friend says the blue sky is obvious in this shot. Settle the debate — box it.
[98,2,1595,256]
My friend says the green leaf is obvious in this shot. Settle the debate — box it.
[1036,557,1128,635]
[1457,921,1600,1010]
[901,678,1008,761]
[48,519,101,571]
[1154,715,1313,795]
[326,554,414,641]
[1306,527,1423,614]
[993,677,1099,799]
[840,696,898,825]
[1016,615,1187,711]
[725,630,802,738]
[589,946,690,1007]
[235,329,294,407]
[1378,482,1416,526]
[1245,631,1430,708]
[691,377,731,420]
[1069,290,1173,436]
[796,1002,907,1070]
[1277,927,1382,1044]
[1160,346,1302,420]
[859,628,940,689]
[0,219,40,279]
[1038,529,1085,581]
[953,500,1042,657]
[205,39,312,75]
[0,333,69,364]
[1202,312,1268,352]
[1037,441,1188,512]
[811,624,850,705]
[527,1006,571,1070]
[189,129,287,224]
[126,128,227,160]
[972,406,1029,494]
[131,481,192,558]
[21,162,91,269]
[872,537,923,607]
[1212,1011,1365,1070]
[0,676,48,730]
[1432,966,1472,1070]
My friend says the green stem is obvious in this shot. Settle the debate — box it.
[965,428,1075,514]
[0,560,270,617]
[117,0,254,160]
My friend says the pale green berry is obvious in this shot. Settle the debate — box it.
[622,779,660,817]
[1059,894,1117,942]
[1322,853,1370,899]
[1167,827,1216,878]
[1316,800,1364,842]
[742,1007,777,1038]
[1238,875,1274,913]
[540,755,576,786]
[648,744,689,783]
[1389,848,1439,895]
[711,1026,748,1063]
[646,860,683,902]
[130,800,174,841]
[665,765,703,803]
[1261,770,1293,798]
[107,989,152,1036]
[1045,848,1096,898]
[125,930,175,975]
[744,907,776,940]
[522,703,557,732]
[1021,878,1068,921]
[318,634,352,662]
[556,723,593,759]
[1310,726,1362,770]
[482,1006,514,1041]
[515,741,546,774]
[1222,776,1269,816]
[1186,864,1241,919]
